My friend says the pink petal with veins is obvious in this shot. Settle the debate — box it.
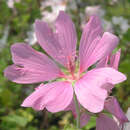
[79,15,119,73]
[22,81,73,113]
[55,11,77,70]
[35,11,77,70]
[79,15,102,73]
[110,49,121,70]
[75,67,126,113]
[4,43,61,84]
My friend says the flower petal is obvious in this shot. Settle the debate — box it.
[80,19,119,73]
[96,49,121,69]
[96,56,109,68]
[35,20,63,64]
[105,97,129,124]
[55,11,77,69]
[79,15,103,73]
[80,113,90,128]
[101,83,114,92]
[35,11,77,69]
[96,50,121,91]
[75,67,126,113]
[22,82,73,113]
[110,49,121,70]
[64,99,77,118]
[4,43,61,84]
[96,114,120,130]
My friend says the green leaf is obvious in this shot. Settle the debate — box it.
[83,116,96,130]
[64,124,77,130]
[2,114,28,127]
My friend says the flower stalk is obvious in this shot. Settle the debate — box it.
[74,93,81,130]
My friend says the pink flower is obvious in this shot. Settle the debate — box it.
[96,49,121,91]
[80,113,91,128]
[99,50,128,128]
[105,97,129,129]
[96,48,121,70]
[96,113,120,130]
[76,50,128,128]
[4,11,126,113]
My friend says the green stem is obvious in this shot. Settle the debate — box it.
[74,93,81,130]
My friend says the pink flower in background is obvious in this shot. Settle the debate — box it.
[125,108,130,130]
[95,96,129,130]
[4,11,126,113]
[105,97,129,129]
[96,113,120,130]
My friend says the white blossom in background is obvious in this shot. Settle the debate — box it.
[7,0,20,8]
[41,0,67,24]
[112,16,130,34]
[85,5,105,18]
[81,5,113,33]
[25,0,68,46]
[110,0,118,5]
[124,108,130,130]
[0,26,10,52]
[103,20,114,33]
[25,24,37,46]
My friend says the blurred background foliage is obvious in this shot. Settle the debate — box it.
[0,0,130,130]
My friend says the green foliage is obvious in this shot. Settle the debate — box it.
[83,116,96,130]
[64,124,77,130]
